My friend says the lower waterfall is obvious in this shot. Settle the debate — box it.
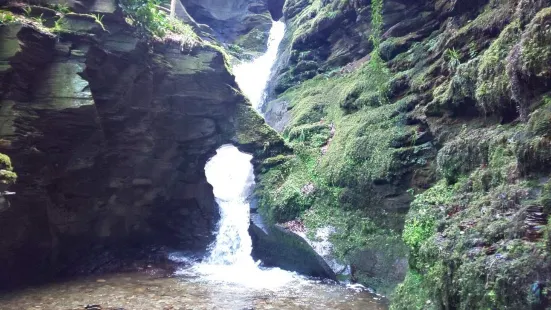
[183,20,297,289]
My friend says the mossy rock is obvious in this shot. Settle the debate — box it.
[232,102,290,161]
[0,153,13,171]
[396,174,551,309]
[516,134,551,175]
[234,27,269,54]
[437,130,490,183]
[433,58,479,116]
[516,99,551,174]
[293,60,318,74]
[260,154,294,170]
[527,98,551,137]
[249,221,336,280]
[520,8,551,78]
[0,169,16,185]
[285,122,331,147]
[475,20,520,117]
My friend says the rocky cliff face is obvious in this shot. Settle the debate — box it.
[0,0,284,288]
[257,0,551,307]
[180,0,275,56]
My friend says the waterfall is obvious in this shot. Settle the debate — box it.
[203,145,256,268]
[234,21,286,111]
[189,20,294,288]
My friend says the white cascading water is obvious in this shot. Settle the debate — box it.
[190,21,296,289]
[234,21,286,109]
[203,145,256,267]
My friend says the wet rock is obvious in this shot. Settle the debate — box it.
[249,218,337,280]
[180,0,273,52]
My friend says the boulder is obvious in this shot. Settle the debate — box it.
[249,216,337,280]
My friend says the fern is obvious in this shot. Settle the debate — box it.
[52,16,66,33]
[445,48,461,70]
[91,13,107,31]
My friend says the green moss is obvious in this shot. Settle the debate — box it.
[234,27,269,53]
[391,270,437,310]
[285,123,331,147]
[0,153,16,185]
[0,170,16,185]
[0,10,17,24]
[453,0,515,40]
[233,103,287,158]
[321,103,401,184]
[475,20,521,115]
[261,154,294,170]
[514,99,551,174]
[0,153,13,171]
[302,200,408,295]
[396,106,551,307]
[256,38,423,294]
[432,58,479,113]
[437,128,489,183]
[516,134,551,175]
[527,97,551,137]
[397,174,551,309]
[520,8,551,78]
[256,147,323,222]
[436,122,526,185]
[403,181,454,255]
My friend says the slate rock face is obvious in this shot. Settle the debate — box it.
[0,2,285,288]
[179,0,274,54]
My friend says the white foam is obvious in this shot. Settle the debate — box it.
[192,144,299,289]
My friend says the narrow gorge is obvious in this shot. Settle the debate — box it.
[1,0,551,309]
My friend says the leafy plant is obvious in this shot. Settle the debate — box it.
[91,13,106,31]
[326,10,338,19]
[52,16,66,32]
[0,10,16,24]
[33,13,45,25]
[21,6,46,25]
[445,47,461,70]
[120,0,197,45]
[22,6,32,17]
[52,3,71,14]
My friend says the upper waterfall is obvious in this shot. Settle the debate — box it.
[234,21,286,111]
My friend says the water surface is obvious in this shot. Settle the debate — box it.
[0,271,388,310]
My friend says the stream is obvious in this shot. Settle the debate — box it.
[0,21,388,310]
